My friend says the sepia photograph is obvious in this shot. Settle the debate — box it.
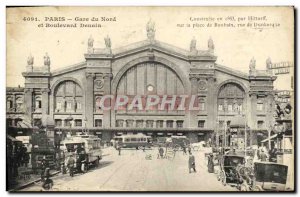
[6,6,295,192]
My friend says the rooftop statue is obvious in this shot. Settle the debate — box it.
[208,37,215,51]
[88,35,94,48]
[249,57,256,71]
[27,54,34,66]
[190,37,197,52]
[104,35,111,48]
[266,57,272,70]
[44,52,51,66]
[146,19,156,41]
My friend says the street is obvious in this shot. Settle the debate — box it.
[21,147,237,192]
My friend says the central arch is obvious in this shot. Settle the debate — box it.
[111,56,191,95]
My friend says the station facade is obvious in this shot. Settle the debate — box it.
[6,24,277,144]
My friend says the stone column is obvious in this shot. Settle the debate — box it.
[189,75,198,128]
[41,88,50,126]
[85,72,94,128]
[103,73,112,128]
[249,93,257,129]
[206,77,215,128]
[24,88,33,125]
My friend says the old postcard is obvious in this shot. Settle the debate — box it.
[6,6,294,192]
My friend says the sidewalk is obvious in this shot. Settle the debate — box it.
[9,169,60,192]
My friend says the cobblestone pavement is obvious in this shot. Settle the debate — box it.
[21,147,238,192]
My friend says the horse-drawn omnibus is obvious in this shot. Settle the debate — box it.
[60,134,102,170]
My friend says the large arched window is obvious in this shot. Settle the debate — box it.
[217,83,245,114]
[54,80,83,113]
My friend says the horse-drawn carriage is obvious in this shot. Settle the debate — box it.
[217,153,245,188]
[239,162,288,191]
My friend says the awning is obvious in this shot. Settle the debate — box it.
[95,131,102,134]
[197,133,204,135]
[17,121,31,128]
[167,133,172,135]
[117,132,123,135]
[261,134,278,143]
[7,135,22,142]
[157,133,163,135]
[147,132,153,135]
[177,133,183,135]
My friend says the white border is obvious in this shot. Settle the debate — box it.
[1,1,298,197]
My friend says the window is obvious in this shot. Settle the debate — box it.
[166,120,173,128]
[65,119,71,127]
[218,120,224,128]
[228,104,233,112]
[55,119,62,127]
[176,120,184,128]
[16,97,23,111]
[199,98,205,111]
[218,104,223,111]
[77,102,82,110]
[6,119,13,127]
[7,100,13,109]
[35,96,42,109]
[75,119,82,127]
[146,120,154,128]
[257,99,264,111]
[56,102,62,110]
[156,120,163,128]
[198,120,205,128]
[136,120,143,128]
[67,102,72,110]
[257,121,264,129]
[95,97,102,112]
[33,119,42,127]
[95,119,102,127]
[116,120,123,127]
[126,120,134,127]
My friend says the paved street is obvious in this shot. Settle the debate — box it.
[21,147,237,192]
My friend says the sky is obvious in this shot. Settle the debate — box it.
[6,6,294,90]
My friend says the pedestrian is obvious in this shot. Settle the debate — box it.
[23,152,30,168]
[158,146,164,159]
[67,155,75,177]
[188,152,196,173]
[40,158,47,181]
[183,145,187,155]
[42,167,53,190]
[260,149,268,162]
[207,153,214,173]
[188,145,192,155]
[117,141,122,156]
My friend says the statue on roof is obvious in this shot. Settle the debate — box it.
[44,52,50,67]
[249,57,256,72]
[266,57,272,70]
[104,35,111,48]
[88,35,94,48]
[208,37,215,52]
[146,19,156,41]
[27,54,34,66]
[190,37,197,52]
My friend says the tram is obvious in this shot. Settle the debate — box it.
[113,134,152,149]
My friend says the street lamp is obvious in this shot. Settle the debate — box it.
[224,99,228,148]
[66,114,73,135]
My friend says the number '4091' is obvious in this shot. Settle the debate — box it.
[23,17,39,21]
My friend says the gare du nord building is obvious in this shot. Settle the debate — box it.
[6,24,277,145]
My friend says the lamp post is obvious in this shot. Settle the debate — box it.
[66,114,73,135]
[224,99,228,148]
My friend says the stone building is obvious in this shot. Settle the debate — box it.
[6,22,277,144]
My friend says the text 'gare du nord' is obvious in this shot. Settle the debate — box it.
[6,22,277,146]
